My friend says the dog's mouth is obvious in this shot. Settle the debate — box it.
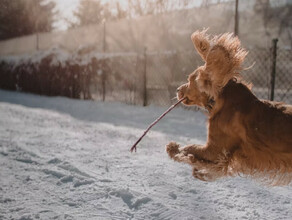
[183,97,189,104]
[180,96,193,105]
[177,92,190,105]
[176,90,195,106]
[184,97,194,105]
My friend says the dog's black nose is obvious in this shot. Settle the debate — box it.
[176,88,180,92]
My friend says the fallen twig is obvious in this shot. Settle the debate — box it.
[130,97,186,152]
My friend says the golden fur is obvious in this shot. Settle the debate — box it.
[166,30,292,185]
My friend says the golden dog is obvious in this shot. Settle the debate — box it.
[166,30,292,185]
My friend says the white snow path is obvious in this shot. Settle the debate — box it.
[0,90,291,220]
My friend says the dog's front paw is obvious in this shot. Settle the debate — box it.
[166,142,180,158]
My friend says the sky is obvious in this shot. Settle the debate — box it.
[52,0,129,30]
[51,0,203,30]
[52,0,80,30]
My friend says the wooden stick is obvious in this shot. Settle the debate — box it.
[130,97,186,152]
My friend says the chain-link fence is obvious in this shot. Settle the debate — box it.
[243,48,271,100]
[243,42,292,104]
[94,54,144,105]
[91,50,202,106]
[93,41,291,106]
[0,40,291,105]
[275,48,292,103]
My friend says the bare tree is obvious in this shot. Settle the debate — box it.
[0,0,57,40]
[254,0,292,47]
[127,0,193,18]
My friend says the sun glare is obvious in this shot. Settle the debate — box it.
[53,0,129,30]
[102,0,128,8]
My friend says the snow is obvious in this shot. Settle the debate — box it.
[0,89,291,220]
[0,46,187,70]
[0,47,139,68]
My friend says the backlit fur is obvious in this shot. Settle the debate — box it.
[167,30,292,185]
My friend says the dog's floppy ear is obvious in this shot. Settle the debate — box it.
[191,29,210,61]
[204,33,248,97]
[191,31,248,98]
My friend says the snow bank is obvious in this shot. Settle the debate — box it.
[0,46,138,68]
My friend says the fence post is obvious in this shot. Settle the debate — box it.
[102,19,106,53]
[234,0,239,36]
[143,47,148,106]
[36,33,39,51]
[102,19,106,102]
[270,38,278,101]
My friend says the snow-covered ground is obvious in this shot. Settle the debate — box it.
[0,89,291,220]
